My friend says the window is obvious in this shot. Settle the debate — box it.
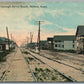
[0,45,2,50]
[73,45,74,48]
[73,40,74,43]
[55,41,57,42]
[48,41,51,43]
[55,44,57,47]
[42,44,44,46]
[59,44,60,47]
[59,40,61,42]
[62,41,64,43]
[62,45,64,48]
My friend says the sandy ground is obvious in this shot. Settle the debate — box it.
[1,48,34,82]
[40,50,84,70]
[27,49,84,81]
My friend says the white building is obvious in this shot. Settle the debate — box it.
[53,35,76,50]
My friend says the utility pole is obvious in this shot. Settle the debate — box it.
[30,32,33,43]
[38,21,40,51]
[37,21,44,52]
[26,37,29,48]
[6,26,10,51]
[11,34,12,40]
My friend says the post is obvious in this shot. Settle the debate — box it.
[11,34,12,40]
[38,21,40,51]
[27,37,29,48]
[6,26,10,51]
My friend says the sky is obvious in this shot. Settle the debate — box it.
[0,2,84,46]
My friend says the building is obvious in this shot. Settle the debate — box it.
[47,38,53,50]
[0,37,16,51]
[40,40,47,49]
[0,37,7,51]
[26,42,36,49]
[76,25,84,53]
[53,35,76,50]
[26,41,47,50]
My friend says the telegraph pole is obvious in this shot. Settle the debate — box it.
[38,21,40,51]
[35,21,43,53]
[37,21,44,52]
[6,26,10,51]
[30,32,33,43]
[26,37,29,48]
[11,34,12,40]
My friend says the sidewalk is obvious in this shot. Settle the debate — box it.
[3,48,34,82]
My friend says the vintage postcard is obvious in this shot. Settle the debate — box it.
[0,1,84,83]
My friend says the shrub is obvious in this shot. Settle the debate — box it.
[0,56,6,62]
[51,76,56,80]
[45,68,51,72]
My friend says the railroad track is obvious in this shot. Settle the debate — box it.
[21,48,75,82]
[0,48,18,82]
[20,48,37,82]
[29,49,84,73]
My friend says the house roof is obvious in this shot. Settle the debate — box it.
[0,37,7,44]
[47,38,53,41]
[53,35,76,41]
[0,37,13,44]
[76,25,84,37]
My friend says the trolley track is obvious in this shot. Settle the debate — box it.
[21,48,75,82]
[29,49,84,72]
[24,49,84,81]
[20,48,37,82]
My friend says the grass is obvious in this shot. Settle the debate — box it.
[82,72,84,74]
[34,67,69,82]
[51,76,56,80]
[45,68,51,72]
[42,72,46,77]
[0,56,6,62]
[0,50,15,62]
[39,68,44,72]
[28,57,34,61]
[51,49,76,53]
[55,57,61,60]
[8,71,10,72]
[38,63,40,65]
[81,64,84,66]
[22,51,30,54]
[34,72,38,76]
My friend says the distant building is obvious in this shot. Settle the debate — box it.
[0,37,15,51]
[53,35,76,50]
[40,40,47,49]
[76,25,84,53]
[47,38,53,50]
[27,42,36,49]
[0,37,6,51]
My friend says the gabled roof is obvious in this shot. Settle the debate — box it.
[76,25,84,37]
[53,35,76,41]
[0,37,7,44]
[47,37,53,41]
[0,37,13,44]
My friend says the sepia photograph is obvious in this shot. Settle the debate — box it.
[0,1,84,82]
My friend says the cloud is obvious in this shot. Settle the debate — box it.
[77,12,84,16]
[0,2,83,46]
